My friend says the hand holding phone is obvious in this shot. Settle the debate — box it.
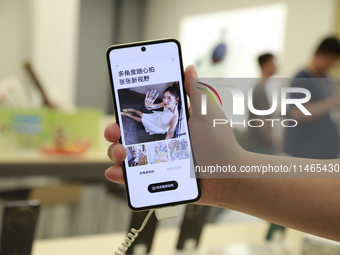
[106,39,200,211]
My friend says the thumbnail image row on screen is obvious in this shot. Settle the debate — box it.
[126,137,190,167]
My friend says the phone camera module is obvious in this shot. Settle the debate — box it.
[141,47,146,52]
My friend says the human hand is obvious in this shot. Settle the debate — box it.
[334,93,340,108]
[105,66,340,240]
[104,123,126,183]
[105,65,244,207]
[144,90,159,109]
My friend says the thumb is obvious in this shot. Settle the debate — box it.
[183,66,242,179]
[184,65,198,97]
[184,65,226,121]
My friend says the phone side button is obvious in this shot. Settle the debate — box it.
[148,181,178,193]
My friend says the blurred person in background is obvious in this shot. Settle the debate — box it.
[284,36,340,159]
[246,53,277,155]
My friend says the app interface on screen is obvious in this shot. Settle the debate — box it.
[109,42,199,208]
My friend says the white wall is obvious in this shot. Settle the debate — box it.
[0,0,30,78]
[0,0,336,109]
[143,0,336,77]
[31,0,81,110]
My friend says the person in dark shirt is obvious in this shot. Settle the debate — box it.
[284,36,340,159]
[247,53,277,154]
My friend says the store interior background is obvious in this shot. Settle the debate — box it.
[1,0,340,242]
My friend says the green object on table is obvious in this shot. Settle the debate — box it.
[0,108,102,154]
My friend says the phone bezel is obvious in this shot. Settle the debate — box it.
[106,38,201,211]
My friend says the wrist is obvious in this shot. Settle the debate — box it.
[330,95,340,108]
[198,178,242,209]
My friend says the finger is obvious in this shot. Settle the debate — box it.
[145,91,149,100]
[150,90,155,99]
[107,142,126,164]
[184,65,203,116]
[105,164,125,183]
[184,65,198,97]
[184,66,236,172]
[187,104,192,116]
[153,92,159,100]
[104,122,121,142]
[184,65,225,120]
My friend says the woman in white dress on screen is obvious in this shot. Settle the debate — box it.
[121,83,180,139]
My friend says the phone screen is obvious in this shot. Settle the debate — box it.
[107,39,200,210]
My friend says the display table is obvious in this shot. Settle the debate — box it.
[32,221,304,255]
[0,150,113,181]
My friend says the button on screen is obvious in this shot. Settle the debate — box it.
[148,181,178,193]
